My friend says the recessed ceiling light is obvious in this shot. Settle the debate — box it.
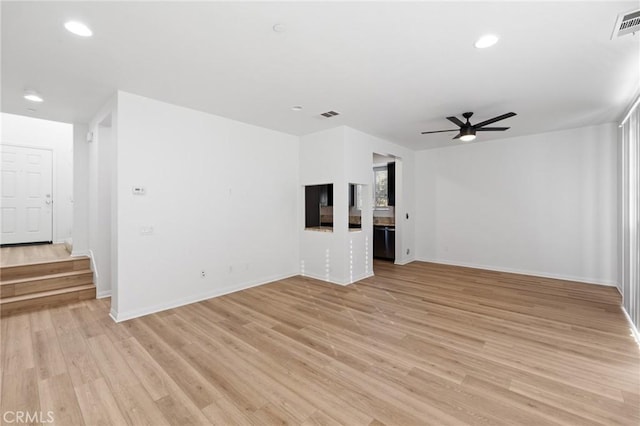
[24,90,44,103]
[474,34,499,49]
[64,21,93,37]
[273,24,286,33]
[291,105,303,111]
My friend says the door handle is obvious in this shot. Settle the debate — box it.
[45,200,52,205]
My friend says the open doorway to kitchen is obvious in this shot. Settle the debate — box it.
[372,153,397,268]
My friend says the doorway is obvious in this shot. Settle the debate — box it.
[0,113,74,248]
[1,145,53,245]
[372,153,396,266]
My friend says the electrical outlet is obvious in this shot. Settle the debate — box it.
[201,270,206,278]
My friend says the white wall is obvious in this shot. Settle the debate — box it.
[299,126,415,285]
[1,113,73,243]
[299,127,350,284]
[72,123,89,254]
[415,123,619,286]
[345,127,415,266]
[113,91,299,320]
[84,96,118,300]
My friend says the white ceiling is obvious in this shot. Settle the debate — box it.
[2,1,638,150]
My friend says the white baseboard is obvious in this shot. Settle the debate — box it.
[415,257,619,287]
[622,306,640,346]
[395,256,415,266]
[301,271,351,286]
[84,249,100,291]
[110,271,298,322]
[349,271,375,283]
[299,271,374,286]
[97,290,111,299]
[70,250,105,300]
[63,238,73,254]
[70,250,90,258]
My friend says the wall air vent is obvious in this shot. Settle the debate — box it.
[320,110,340,118]
[612,9,640,39]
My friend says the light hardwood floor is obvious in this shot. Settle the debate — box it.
[0,244,71,267]
[1,261,639,425]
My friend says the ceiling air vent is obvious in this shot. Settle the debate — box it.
[320,110,340,118]
[612,9,640,39]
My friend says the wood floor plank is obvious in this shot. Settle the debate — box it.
[33,328,67,380]
[154,394,210,426]
[178,341,269,413]
[0,368,40,425]
[86,334,171,425]
[123,318,224,409]
[74,378,129,426]
[56,328,103,386]
[112,337,171,401]
[0,244,72,267]
[2,313,35,373]
[301,410,343,426]
[1,260,638,425]
[202,395,253,425]
[210,321,374,425]
[38,373,85,426]
[29,309,55,333]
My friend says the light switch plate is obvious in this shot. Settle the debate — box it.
[140,226,154,235]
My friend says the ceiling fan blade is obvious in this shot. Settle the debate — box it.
[473,112,517,129]
[421,129,459,134]
[475,127,510,131]
[446,116,465,127]
[452,133,462,140]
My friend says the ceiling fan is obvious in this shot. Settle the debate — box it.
[421,111,517,142]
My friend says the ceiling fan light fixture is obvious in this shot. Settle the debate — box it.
[459,126,476,142]
[421,111,516,142]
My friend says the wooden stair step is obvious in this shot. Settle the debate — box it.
[0,257,90,281]
[0,284,96,317]
[0,270,94,298]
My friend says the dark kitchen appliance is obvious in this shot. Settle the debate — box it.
[373,225,395,260]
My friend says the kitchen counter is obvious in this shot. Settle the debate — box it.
[305,226,333,232]
[374,220,395,226]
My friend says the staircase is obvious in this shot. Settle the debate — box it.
[0,256,96,317]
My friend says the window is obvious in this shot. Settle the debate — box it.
[374,166,388,208]
[620,95,640,335]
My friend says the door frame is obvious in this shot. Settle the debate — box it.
[1,143,54,245]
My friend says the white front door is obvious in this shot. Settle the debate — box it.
[1,145,53,245]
